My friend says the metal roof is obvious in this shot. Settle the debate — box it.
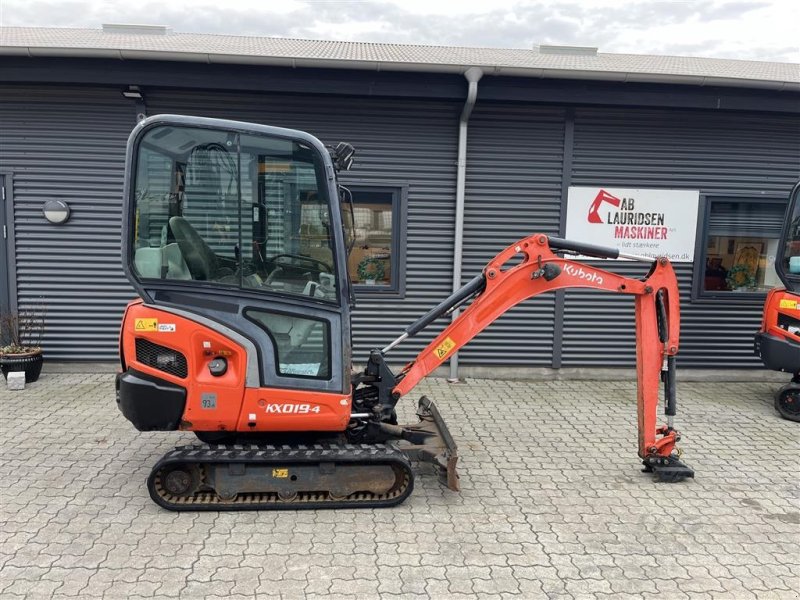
[1,26,798,90]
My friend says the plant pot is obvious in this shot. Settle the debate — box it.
[0,350,44,383]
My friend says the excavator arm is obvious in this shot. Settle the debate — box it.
[367,234,693,487]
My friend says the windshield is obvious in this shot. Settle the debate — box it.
[782,185,800,289]
[131,124,337,302]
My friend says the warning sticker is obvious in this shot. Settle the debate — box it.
[158,323,176,332]
[780,298,798,310]
[134,318,158,331]
[434,337,457,360]
[272,468,289,478]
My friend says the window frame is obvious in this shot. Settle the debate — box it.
[691,192,787,303]
[342,181,408,299]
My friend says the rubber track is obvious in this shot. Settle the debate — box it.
[147,442,415,511]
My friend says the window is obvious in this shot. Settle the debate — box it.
[246,309,330,379]
[699,198,786,296]
[343,185,406,294]
[132,125,338,302]
[781,192,800,285]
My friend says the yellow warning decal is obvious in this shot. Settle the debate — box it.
[434,337,457,360]
[272,468,289,478]
[780,298,798,310]
[134,318,158,331]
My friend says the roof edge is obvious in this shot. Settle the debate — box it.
[1,45,798,92]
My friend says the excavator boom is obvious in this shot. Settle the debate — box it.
[373,234,692,484]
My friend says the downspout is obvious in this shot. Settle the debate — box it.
[449,66,483,381]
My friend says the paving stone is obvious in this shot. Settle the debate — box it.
[1,374,796,600]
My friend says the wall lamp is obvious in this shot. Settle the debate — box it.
[122,86,147,122]
[122,85,144,100]
[43,200,71,225]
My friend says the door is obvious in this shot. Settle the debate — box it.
[123,115,352,394]
[777,181,800,293]
[0,175,11,317]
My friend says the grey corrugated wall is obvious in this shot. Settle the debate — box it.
[565,107,800,368]
[2,83,798,368]
[459,104,565,366]
[0,85,135,360]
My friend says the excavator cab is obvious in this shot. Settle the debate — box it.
[117,115,453,509]
[755,181,800,420]
[123,116,352,402]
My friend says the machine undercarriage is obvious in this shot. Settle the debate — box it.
[145,396,458,510]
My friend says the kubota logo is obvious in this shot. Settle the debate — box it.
[587,189,621,224]
[564,264,604,285]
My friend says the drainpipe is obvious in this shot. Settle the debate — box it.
[449,67,483,381]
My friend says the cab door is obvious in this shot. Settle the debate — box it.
[777,181,800,293]
[123,115,352,399]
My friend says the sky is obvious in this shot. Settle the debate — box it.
[0,0,797,63]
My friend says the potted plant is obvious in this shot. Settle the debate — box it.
[0,305,46,383]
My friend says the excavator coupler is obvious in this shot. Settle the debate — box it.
[642,454,695,483]
[386,396,460,491]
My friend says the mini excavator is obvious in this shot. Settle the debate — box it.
[116,115,693,511]
[755,181,800,421]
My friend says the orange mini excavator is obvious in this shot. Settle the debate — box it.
[116,115,693,511]
[755,181,800,421]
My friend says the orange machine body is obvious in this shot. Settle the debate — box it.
[120,300,351,433]
[760,287,800,343]
[755,286,800,376]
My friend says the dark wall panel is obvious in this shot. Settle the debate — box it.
[566,107,800,367]
[459,103,565,365]
[2,82,798,370]
[0,85,136,360]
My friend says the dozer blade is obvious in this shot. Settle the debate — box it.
[390,396,460,491]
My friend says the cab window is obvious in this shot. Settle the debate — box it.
[132,125,338,302]
[783,193,800,279]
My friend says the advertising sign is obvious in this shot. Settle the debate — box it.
[565,187,700,261]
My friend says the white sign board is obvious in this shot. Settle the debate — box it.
[565,187,700,262]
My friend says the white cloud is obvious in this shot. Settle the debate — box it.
[0,0,797,62]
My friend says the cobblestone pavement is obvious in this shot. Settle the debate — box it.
[1,373,798,599]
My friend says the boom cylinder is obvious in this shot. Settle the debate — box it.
[404,275,486,337]
[547,236,620,260]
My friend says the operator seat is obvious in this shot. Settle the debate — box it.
[168,216,218,281]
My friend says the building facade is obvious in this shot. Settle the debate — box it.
[1,28,799,370]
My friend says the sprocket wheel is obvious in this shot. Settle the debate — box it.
[161,466,200,497]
